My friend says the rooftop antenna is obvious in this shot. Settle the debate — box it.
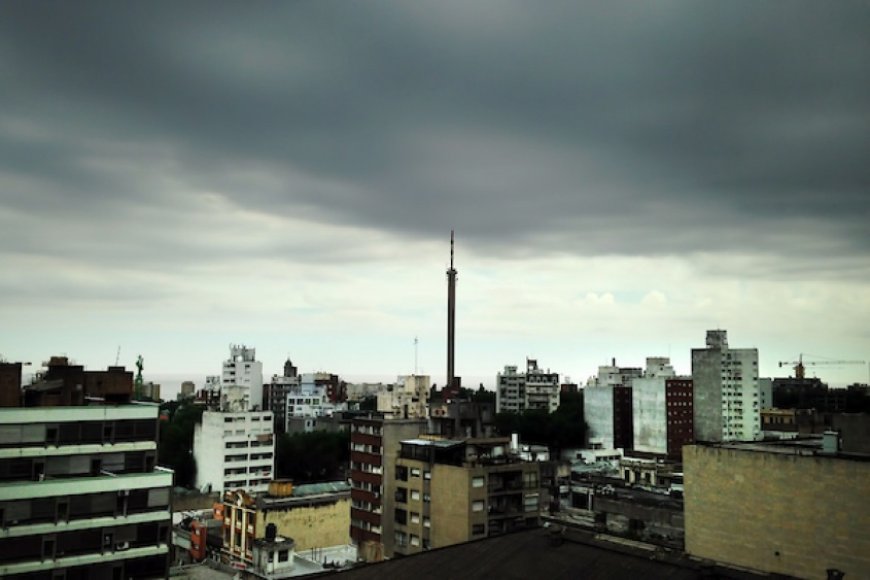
[115,345,121,366]
[414,336,419,375]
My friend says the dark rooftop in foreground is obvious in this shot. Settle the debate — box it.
[314,526,777,580]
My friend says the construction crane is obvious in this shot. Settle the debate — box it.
[778,354,865,380]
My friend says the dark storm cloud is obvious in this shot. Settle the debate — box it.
[1,1,869,271]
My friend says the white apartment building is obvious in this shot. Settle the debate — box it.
[586,359,643,388]
[221,345,264,412]
[692,330,761,442]
[496,359,560,414]
[193,410,275,495]
[0,405,172,579]
[376,375,429,419]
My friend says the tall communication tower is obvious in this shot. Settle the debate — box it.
[446,230,457,391]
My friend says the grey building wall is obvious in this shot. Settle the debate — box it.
[691,348,723,442]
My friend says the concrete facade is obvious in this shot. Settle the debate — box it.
[0,405,172,579]
[392,438,540,556]
[221,344,264,412]
[692,330,761,442]
[376,375,429,419]
[193,410,275,495]
[684,442,870,579]
[633,372,693,459]
[584,385,632,450]
[496,359,559,414]
[349,415,428,560]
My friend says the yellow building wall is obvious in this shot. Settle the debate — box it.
[684,445,870,580]
[430,464,471,548]
[255,497,351,551]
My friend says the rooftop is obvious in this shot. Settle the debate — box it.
[693,437,870,462]
[316,527,767,580]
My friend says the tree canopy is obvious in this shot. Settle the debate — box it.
[275,430,350,483]
[494,392,586,454]
[158,401,204,487]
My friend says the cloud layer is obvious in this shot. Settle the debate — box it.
[1,2,868,384]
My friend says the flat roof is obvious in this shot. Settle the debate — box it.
[316,526,766,580]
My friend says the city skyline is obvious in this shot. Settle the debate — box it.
[1,2,868,389]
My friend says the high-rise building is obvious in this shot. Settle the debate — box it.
[496,359,560,414]
[349,414,427,561]
[193,410,275,495]
[265,372,299,434]
[0,405,172,579]
[391,437,541,556]
[583,385,633,450]
[221,345,264,412]
[691,330,761,442]
[632,358,694,459]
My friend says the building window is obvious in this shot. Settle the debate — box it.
[410,468,421,478]
[423,517,431,528]
[424,470,431,480]
[410,534,420,547]
[396,466,408,481]
[410,512,420,524]
[410,490,420,501]
[395,508,407,525]
[472,500,484,512]
[394,531,407,547]
[278,550,289,562]
[472,523,485,535]
[472,476,485,488]
[395,487,407,503]
[523,472,538,488]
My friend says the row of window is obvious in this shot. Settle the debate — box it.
[0,487,169,528]
[0,520,169,565]
[0,451,156,482]
[0,420,157,448]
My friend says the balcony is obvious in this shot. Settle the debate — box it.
[351,507,381,526]
[350,451,382,467]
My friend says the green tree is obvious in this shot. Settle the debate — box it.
[275,430,351,483]
[494,392,586,455]
[157,401,204,488]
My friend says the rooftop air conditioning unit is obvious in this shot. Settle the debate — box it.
[115,541,130,551]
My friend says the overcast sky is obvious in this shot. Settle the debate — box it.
[1,1,869,390]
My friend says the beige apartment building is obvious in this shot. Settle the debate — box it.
[391,437,541,555]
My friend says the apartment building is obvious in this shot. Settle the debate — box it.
[349,414,427,561]
[376,375,430,419]
[193,410,275,495]
[692,330,761,442]
[496,359,560,414]
[0,405,172,579]
[632,358,694,459]
[221,345,264,412]
[391,437,541,556]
